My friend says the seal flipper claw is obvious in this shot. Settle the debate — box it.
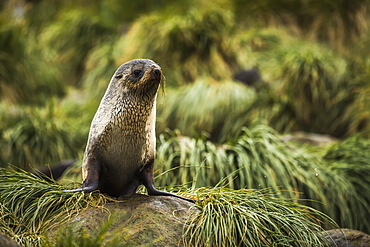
[64,156,100,193]
[146,185,196,203]
[64,180,98,193]
[140,159,196,203]
[64,187,84,193]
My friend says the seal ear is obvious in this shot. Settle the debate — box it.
[115,74,123,79]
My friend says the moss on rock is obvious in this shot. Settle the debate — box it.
[47,194,196,246]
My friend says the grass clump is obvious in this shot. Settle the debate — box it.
[0,22,64,105]
[156,124,334,195]
[323,135,370,231]
[0,168,336,247]
[157,79,256,142]
[40,10,115,86]
[183,187,334,247]
[0,168,112,246]
[231,0,370,49]
[0,103,79,170]
[114,4,239,84]
[277,42,357,137]
[156,124,369,232]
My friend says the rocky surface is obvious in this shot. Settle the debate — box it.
[48,194,197,246]
[0,234,20,247]
[325,228,370,247]
[281,131,338,146]
[47,194,370,247]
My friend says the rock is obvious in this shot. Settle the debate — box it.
[233,68,261,86]
[324,228,370,247]
[233,68,268,91]
[48,194,197,246]
[0,234,21,247]
[281,131,337,146]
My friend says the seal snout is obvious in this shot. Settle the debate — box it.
[154,68,161,76]
[150,67,162,81]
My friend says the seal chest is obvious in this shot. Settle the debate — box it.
[67,59,194,203]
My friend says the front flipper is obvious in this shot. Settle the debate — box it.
[64,156,100,193]
[139,159,196,203]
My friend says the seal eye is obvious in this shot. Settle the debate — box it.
[133,70,142,77]
[115,74,123,79]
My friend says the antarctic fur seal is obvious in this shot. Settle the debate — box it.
[66,59,194,203]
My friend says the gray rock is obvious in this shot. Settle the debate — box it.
[48,194,197,246]
[324,228,370,247]
[282,131,337,146]
[0,234,21,247]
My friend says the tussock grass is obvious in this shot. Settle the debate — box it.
[154,38,370,140]
[156,124,332,195]
[0,103,78,169]
[232,0,370,49]
[1,1,370,244]
[323,135,370,231]
[0,22,64,105]
[81,42,118,97]
[156,124,369,232]
[278,42,356,137]
[183,187,334,247]
[114,4,239,84]
[230,40,368,138]
[0,168,112,246]
[0,168,336,247]
[40,10,115,86]
[346,85,370,137]
[157,79,256,142]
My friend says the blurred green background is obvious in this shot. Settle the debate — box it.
[1,0,370,232]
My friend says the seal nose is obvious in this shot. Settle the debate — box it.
[154,68,161,77]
